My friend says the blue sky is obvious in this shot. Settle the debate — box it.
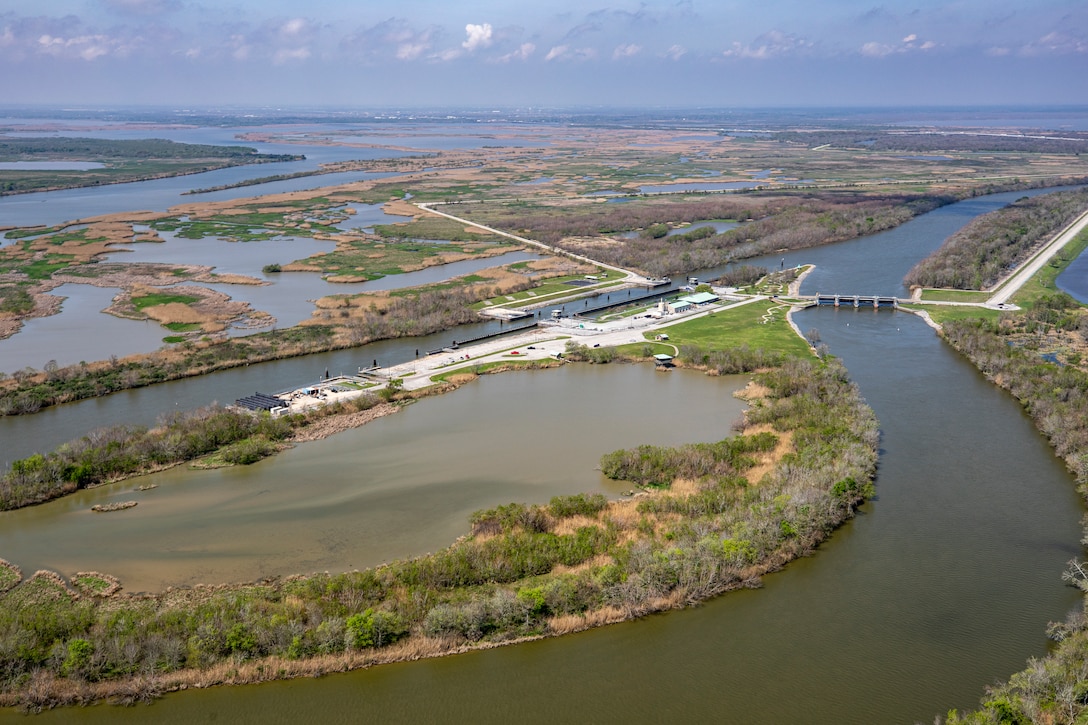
[1,0,1085,108]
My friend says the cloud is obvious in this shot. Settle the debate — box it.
[857,6,897,25]
[722,30,813,60]
[1019,31,1088,56]
[396,42,429,61]
[274,47,310,63]
[545,45,568,61]
[496,42,535,62]
[562,21,602,41]
[860,33,938,57]
[662,44,686,61]
[612,43,641,60]
[340,19,439,63]
[544,45,595,62]
[38,33,127,61]
[280,18,309,38]
[860,41,893,57]
[99,0,180,15]
[229,34,251,61]
[462,22,492,52]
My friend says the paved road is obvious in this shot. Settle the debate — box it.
[987,208,1088,305]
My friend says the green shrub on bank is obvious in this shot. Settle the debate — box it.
[0,406,294,510]
[549,493,609,518]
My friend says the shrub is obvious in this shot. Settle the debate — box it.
[549,493,608,518]
[218,436,279,465]
[345,609,406,649]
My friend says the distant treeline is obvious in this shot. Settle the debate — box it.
[185,169,319,195]
[905,187,1088,290]
[772,130,1088,155]
[475,192,954,278]
[0,137,298,162]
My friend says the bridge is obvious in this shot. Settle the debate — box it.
[811,293,900,309]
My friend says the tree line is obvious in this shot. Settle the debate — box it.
[772,130,1088,155]
[471,191,956,278]
[905,187,1088,290]
[0,138,298,162]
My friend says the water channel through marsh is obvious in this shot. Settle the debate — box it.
[1,187,1086,722]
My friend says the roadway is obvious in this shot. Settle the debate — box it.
[986,208,1088,305]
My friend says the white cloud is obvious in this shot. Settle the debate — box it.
[662,44,686,61]
[612,43,641,60]
[542,45,596,62]
[230,34,251,61]
[722,30,813,60]
[860,34,938,57]
[545,44,568,61]
[274,47,310,64]
[281,18,308,38]
[860,41,893,58]
[397,42,429,61]
[496,42,535,62]
[462,22,492,52]
[1019,31,1088,56]
[339,19,441,63]
[37,32,130,61]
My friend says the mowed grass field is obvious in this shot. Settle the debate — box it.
[649,300,813,357]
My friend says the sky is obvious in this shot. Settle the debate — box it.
[0,0,1086,109]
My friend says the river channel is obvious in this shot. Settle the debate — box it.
[1,186,1086,722]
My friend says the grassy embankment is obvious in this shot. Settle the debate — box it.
[0,303,877,710]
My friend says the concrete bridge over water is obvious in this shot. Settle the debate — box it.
[803,293,901,309]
